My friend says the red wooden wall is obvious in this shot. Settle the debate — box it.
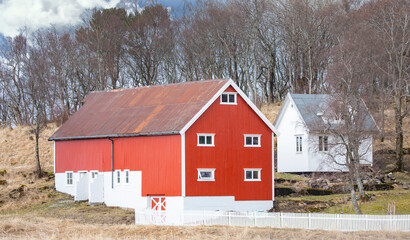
[55,134,181,196]
[185,86,273,201]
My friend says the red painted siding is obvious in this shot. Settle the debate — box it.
[185,86,272,201]
[55,135,181,196]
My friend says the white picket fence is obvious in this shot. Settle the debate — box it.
[135,210,410,231]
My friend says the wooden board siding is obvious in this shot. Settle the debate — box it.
[55,134,182,196]
[185,86,273,201]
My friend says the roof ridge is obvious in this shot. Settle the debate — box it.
[90,79,229,94]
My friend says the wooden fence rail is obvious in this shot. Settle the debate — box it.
[135,210,410,231]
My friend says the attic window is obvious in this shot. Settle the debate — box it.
[220,92,237,105]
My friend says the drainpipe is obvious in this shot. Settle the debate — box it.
[108,138,114,189]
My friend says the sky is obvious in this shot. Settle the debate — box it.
[0,0,196,37]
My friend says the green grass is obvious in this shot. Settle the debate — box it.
[323,190,410,215]
[275,193,347,202]
[274,172,308,181]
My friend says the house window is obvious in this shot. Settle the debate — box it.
[125,170,129,184]
[116,170,121,184]
[197,134,215,146]
[319,136,328,151]
[296,136,303,152]
[244,169,261,181]
[91,171,98,179]
[220,92,237,105]
[66,172,73,185]
[197,169,215,181]
[244,134,261,147]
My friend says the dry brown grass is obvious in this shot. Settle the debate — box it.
[0,124,57,212]
[0,215,408,240]
[260,102,282,124]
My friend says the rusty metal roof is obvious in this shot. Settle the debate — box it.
[50,79,229,140]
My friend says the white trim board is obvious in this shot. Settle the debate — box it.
[181,133,186,196]
[274,93,306,131]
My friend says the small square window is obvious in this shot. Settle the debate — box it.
[197,169,215,181]
[244,169,261,181]
[66,172,73,185]
[91,171,98,179]
[197,134,215,146]
[220,92,237,105]
[244,135,261,147]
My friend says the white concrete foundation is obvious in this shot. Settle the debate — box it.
[55,172,273,213]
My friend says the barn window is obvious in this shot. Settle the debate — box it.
[319,136,328,151]
[296,136,303,152]
[66,171,73,185]
[91,171,98,179]
[244,135,261,147]
[116,170,121,184]
[197,169,215,181]
[125,170,130,184]
[220,92,237,105]
[244,169,261,181]
[197,134,215,146]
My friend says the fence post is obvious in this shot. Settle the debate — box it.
[308,213,311,229]
[203,210,205,225]
[228,212,231,226]
[365,215,368,230]
[254,212,257,227]
[336,214,340,231]
[280,212,283,228]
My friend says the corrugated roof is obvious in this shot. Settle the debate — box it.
[50,79,229,140]
[290,94,378,132]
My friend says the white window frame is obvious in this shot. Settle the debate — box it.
[124,169,130,184]
[244,168,261,181]
[197,133,215,147]
[220,92,237,105]
[90,170,99,179]
[197,168,215,181]
[66,171,73,185]
[296,135,303,153]
[244,134,261,147]
[115,170,121,184]
[319,136,329,152]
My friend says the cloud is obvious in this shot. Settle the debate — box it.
[0,0,120,37]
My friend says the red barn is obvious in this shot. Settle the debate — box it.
[50,79,278,212]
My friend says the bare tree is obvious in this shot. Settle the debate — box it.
[323,22,380,213]
[126,4,173,86]
[24,31,53,177]
[363,0,409,172]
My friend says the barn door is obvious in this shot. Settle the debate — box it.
[151,197,166,211]
[150,196,166,224]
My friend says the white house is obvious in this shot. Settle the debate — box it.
[274,93,378,172]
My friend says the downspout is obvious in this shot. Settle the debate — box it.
[108,138,114,189]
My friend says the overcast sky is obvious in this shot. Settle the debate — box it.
[0,0,196,37]
[0,0,122,37]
